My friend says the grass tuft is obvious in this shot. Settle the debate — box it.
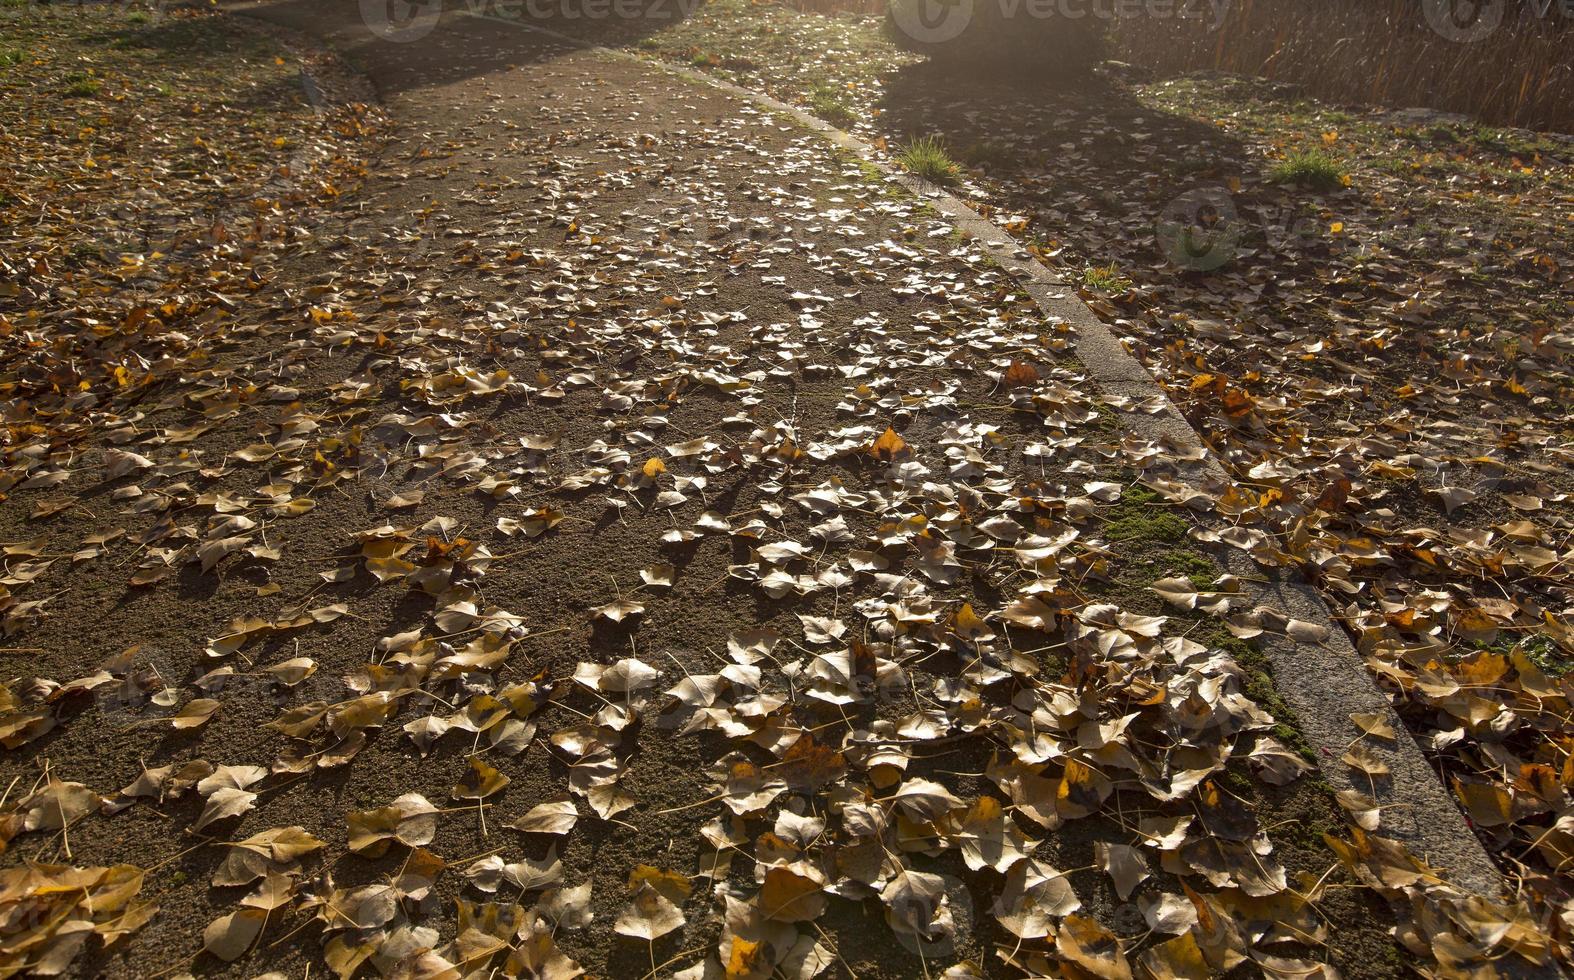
[897,135,961,186]
[1080,262,1132,294]
[808,84,857,126]
[1270,148,1347,190]
[63,71,102,98]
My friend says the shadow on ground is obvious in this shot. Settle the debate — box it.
[233,0,706,98]
[875,59,1252,275]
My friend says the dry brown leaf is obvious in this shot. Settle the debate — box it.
[452,757,510,801]
[203,907,267,962]
[758,866,826,922]
[614,881,686,941]
[512,801,579,836]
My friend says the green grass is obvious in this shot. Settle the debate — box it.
[1370,153,1421,176]
[1080,262,1133,294]
[63,71,102,98]
[1270,148,1348,190]
[897,135,961,186]
[1473,633,1572,677]
[1131,549,1218,590]
[1520,635,1571,676]
[1116,548,1218,593]
[841,155,906,199]
[807,85,857,127]
[1102,485,1188,543]
[0,48,23,67]
[1418,123,1464,144]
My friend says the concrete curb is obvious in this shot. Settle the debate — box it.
[358,3,1506,898]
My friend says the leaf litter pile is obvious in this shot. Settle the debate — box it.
[0,3,1559,978]
[563,0,1574,970]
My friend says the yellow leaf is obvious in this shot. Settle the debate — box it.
[1188,373,1217,391]
[951,602,992,641]
[726,938,765,978]
[452,756,510,800]
[758,866,826,922]
[869,426,906,462]
[628,865,691,904]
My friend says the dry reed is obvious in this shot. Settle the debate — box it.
[770,0,1574,131]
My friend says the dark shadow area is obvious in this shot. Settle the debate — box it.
[230,0,705,100]
[876,59,1251,275]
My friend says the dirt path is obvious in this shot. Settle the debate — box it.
[0,2,1434,976]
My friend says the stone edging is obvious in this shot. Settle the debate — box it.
[459,7,1503,897]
